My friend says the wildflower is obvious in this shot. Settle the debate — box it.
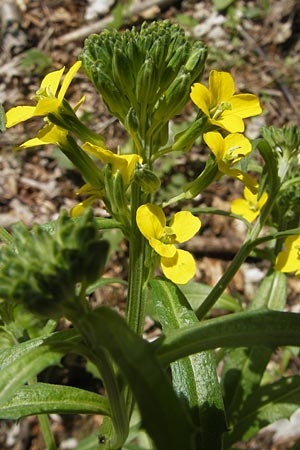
[275,236,300,276]
[83,143,142,186]
[136,203,201,284]
[71,183,105,217]
[6,61,83,128]
[190,70,262,133]
[231,187,268,223]
[203,131,258,193]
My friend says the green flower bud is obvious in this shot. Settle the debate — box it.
[152,68,192,123]
[135,57,159,106]
[185,41,208,82]
[134,166,161,193]
[0,210,109,319]
[172,116,208,153]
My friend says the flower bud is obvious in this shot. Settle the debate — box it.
[134,166,161,193]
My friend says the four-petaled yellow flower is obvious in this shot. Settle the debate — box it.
[203,131,258,193]
[190,70,262,133]
[83,143,142,186]
[6,61,82,128]
[136,203,201,284]
[231,187,268,223]
[5,62,83,149]
[275,236,300,276]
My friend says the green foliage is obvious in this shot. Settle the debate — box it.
[0,209,109,318]
[19,49,53,75]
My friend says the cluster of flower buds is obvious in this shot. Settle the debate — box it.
[80,21,207,157]
[0,210,108,319]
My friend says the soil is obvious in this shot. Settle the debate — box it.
[0,0,300,449]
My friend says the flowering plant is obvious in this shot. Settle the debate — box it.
[1,20,300,450]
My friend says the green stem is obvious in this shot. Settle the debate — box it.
[125,181,148,336]
[196,182,279,320]
[68,303,128,450]
[38,415,57,450]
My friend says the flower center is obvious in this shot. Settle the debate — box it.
[210,101,232,120]
[161,226,177,244]
[224,145,242,164]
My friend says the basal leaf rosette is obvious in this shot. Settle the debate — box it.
[136,203,201,284]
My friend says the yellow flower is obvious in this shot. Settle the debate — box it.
[136,203,201,284]
[231,187,268,223]
[83,143,142,186]
[6,61,83,128]
[203,131,258,193]
[190,70,262,133]
[71,183,105,217]
[275,236,300,276]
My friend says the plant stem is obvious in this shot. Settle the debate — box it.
[68,304,128,450]
[38,415,57,450]
[125,181,148,336]
[196,182,279,320]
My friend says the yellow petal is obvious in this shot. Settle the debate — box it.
[203,131,225,161]
[220,164,258,193]
[230,94,262,118]
[211,113,245,133]
[40,67,65,97]
[35,97,60,115]
[224,133,252,161]
[170,211,201,243]
[5,106,36,127]
[231,198,258,222]
[136,203,165,240]
[149,237,176,258]
[190,83,210,116]
[58,61,82,101]
[209,71,235,104]
[161,249,196,284]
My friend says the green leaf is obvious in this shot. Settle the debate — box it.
[0,382,110,419]
[222,270,287,423]
[179,281,242,313]
[75,307,196,450]
[224,375,300,446]
[0,329,81,404]
[212,0,236,11]
[157,310,300,366]
[73,432,99,450]
[151,278,226,450]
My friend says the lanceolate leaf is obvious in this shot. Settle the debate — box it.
[0,329,81,405]
[74,306,196,450]
[157,310,300,366]
[224,375,300,446]
[222,270,287,424]
[151,278,226,450]
[0,383,110,419]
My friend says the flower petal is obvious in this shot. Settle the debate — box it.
[5,106,36,127]
[203,131,226,161]
[161,249,196,284]
[58,61,82,101]
[40,67,65,97]
[231,198,258,222]
[224,133,252,160]
[211,114,245,133]
[230,94,262,119]
[190,83,210,116]
[209,70,235,104]
[35,97,60,115]
[136,203,165,240]
[170,211,201,243]
[149,237,176,258]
